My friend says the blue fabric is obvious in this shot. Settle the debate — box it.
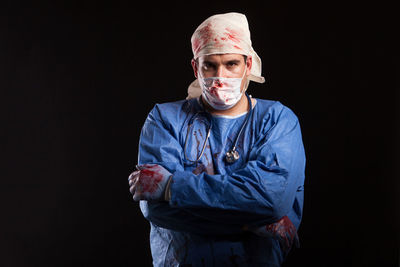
[138,97,306,266]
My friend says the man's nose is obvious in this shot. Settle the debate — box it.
[215,66,225,77]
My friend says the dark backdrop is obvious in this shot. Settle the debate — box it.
[1,1,399,266]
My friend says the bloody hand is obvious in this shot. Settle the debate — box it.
[128,164,172,201]
[249,216,299,252]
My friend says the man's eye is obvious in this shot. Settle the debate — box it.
[203,63,215,70]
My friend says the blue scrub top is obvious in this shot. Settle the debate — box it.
[138,96,306,266]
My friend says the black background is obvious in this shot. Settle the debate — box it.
[1,1,399,266]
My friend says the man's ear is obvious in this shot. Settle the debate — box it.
[246,55,253,76]
[191,59,198,78]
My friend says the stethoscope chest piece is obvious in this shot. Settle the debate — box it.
[225,149,240,163]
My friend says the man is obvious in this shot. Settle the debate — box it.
[128,12,306,266]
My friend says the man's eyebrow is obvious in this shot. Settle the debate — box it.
[225,59,242,64]
[202,60,216,65]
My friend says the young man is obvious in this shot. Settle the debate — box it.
[128,12,306,266]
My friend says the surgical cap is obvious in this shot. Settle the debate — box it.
[187,12,265,99]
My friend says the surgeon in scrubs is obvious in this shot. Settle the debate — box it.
[128,12,306,267]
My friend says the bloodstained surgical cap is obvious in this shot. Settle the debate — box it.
[187,12,265,99]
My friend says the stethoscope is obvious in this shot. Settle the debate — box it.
[184,93,253,164]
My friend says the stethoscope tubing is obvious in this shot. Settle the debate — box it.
[184,93,253,165]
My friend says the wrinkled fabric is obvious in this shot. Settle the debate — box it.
[138,97,306,266]
[188,12,265,100]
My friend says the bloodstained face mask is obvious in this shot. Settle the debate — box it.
[198,67,246,110]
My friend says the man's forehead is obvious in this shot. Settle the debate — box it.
[199,53,245,62]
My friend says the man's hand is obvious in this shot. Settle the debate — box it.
[128,164,172,201]
[247,216,299,252]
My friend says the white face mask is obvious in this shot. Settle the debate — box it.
[198,67,246,110]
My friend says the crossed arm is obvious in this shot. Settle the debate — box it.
[129,104,305,248]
